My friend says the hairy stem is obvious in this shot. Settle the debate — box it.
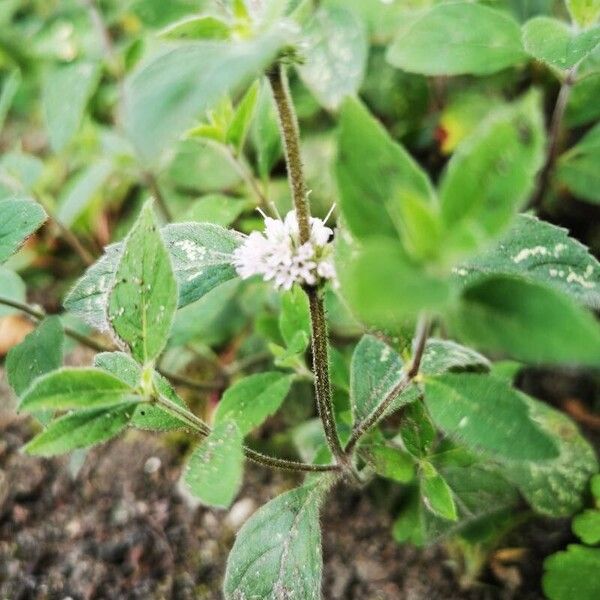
[268,63,346,466]
[267,66,311,243]
[531,66,578,208]
[344,316,431,455]
[155,393,339,473]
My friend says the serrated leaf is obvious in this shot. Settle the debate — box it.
[123,32,285,164]
[65,221,242,332]
[450,274,600,365]
[0,198,46,263]
[544,545,600,600]
[424,374,559,461]
[6,316,64,396]
[107,202,178,363]
[557,120,600,204]
[223,477,330,600]
[24,402,135,457]
[421,463,458,521]
[439,93,545,258]
[214,372,293,436]
[498,396,598,516]
[456,214,600,309]
[573,510,600,544]
[183,421,244,508]
[43,61,101,151]
[19,368,136,412]
[279,285,311,350]
[386,2,525,76]
[298,6,367,111]
[523,17,600,70]
[336,98,437,243]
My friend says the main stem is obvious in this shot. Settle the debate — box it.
[531,66,578,209]
[268,64,346,465]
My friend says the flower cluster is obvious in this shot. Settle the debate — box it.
[233,210,337,290]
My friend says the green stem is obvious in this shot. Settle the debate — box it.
[268,64,346,466]
[155,393,339,473]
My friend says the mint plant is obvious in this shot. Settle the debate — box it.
[2,0,600,597]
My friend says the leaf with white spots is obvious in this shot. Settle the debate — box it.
[498,395,598,516]
[23,402,136,457]
[298,5,368,111]
[424,374,559,461]
[420,339,490,375]
[64,222,242,332]
[456,214,600,308]
[0,198,46,263]
[223,477,331,600]
[108,201,178,364]
[183,421,244,509]
[214,372,293,436]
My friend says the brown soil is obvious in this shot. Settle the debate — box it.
[0,365,584,600]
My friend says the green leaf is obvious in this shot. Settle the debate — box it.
[592,473,600,501]
[424,374,559,461]
[336,98,437,243]
[56,160,113,227]
[6,317,64,396]
[450,275,600,365]
[573,510,600,544]
[360,433,414,483]
[227,81,259,150]
[19,368,136,412]
[214,372,293,436]
[420,463,458,522]
[223,478,330,600]
[180,194,247,227]
[544,545,600,600]
[279,285,311,350]
[386,2,525,76]
[0,198,46,263]
[498,396,598,516]
[108,202,178,364]
[251,79,282,179]
[456,214,600,309]
[336,235,451,326]
[24,402,135,457]
[398,401,436,459]
[94,351,141,388]
[123,32,285,164]
[65,221,242,331]
[183,421,244,508]
[420,339,490,375]
[94,352,189,431]
[350,334,405,425]
[523,17,600,70]
[439,93,546,258]
[298,6,367,111]
[158,15,231,40]
[43,61,101,152]
[0,267,25,317]
[566,0,600,28]
[557,121,600,204]
[0,69,20,131]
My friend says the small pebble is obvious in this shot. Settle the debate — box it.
[144,456,162,474]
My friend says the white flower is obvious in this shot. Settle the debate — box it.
[233,210,337,290]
